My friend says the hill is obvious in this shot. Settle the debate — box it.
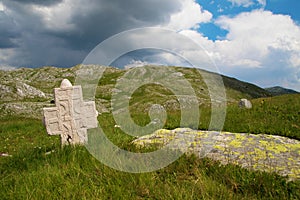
[0,65,271,119]
[266,86,299,96]
[1,64,298,139]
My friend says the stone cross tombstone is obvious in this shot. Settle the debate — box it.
[43,79,98,145]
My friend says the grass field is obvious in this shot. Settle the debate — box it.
[1,94,300,199]
[128,94,300,140]
[1,66,299,199]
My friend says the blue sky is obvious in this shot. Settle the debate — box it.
[0,0,300,91]
[198,0,300,40]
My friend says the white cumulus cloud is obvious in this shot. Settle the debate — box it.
[167,0,212,31]
[180,10,300,91]
[227,0,266,7]
[215,10,300,66]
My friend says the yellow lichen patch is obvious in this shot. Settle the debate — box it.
[259,140,268,146]
[244,137,256,146]
[246,150,256,155]
[287,143,300,151]
[155,129,171,136]
[191,141,199,147]
[264,142,288,154]
[228,139,243,148]
[235,134,246,140]
[288,157,296,162]
[253,148,268,160]
[134,141,145,147]
[292,168,300,176]
[252,164,258,170]
[197,131,211,138]
[166,135,175,141]
[274,166,286,172]
[152,139,164,145]
[154,130,176,141]
[214,144,225,151]
[266,152,275,159]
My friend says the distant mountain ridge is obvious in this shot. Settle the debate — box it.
[265,86,299,96]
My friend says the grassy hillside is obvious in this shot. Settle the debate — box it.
[224,94,300,139]
[0,65,270,103]
[1,65,299,199]
[0,65,271,120]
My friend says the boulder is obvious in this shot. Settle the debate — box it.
[239,99,252,109]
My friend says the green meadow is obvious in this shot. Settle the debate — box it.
[1,66,300,199]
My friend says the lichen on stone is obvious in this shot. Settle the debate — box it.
[132,128,300,180]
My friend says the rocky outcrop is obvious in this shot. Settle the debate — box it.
[0,82,48,101]
[16,82,46,98]
[0,84,14,100]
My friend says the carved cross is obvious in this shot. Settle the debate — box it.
[43,79,98,145]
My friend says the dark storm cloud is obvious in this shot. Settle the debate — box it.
[0,38,18,48]
[10,0,63,6]
[0,0,182,67]
[0,11,20,48]
[52,0,182,49]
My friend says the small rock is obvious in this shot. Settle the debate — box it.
[0,153,12,157]
[239,99,252,109]
[45,150,55,155]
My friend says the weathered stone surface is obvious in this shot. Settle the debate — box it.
[0,82,47,101]
[133,128,300,180]
[16,82,46,98]
[43,79,98,145]
[239,99,252,109]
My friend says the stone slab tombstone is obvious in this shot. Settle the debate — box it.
[43,79,98,145]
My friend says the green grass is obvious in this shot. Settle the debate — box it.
[223,94,300,140]
[1,66,300,199]
[96,67,299,139]
[1,114,300,199]
[0,116,59,157]
[127,92,300,140]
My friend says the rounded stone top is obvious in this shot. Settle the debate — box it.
[60,79,73,88]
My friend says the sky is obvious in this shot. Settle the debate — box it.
[0,0,300,91]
